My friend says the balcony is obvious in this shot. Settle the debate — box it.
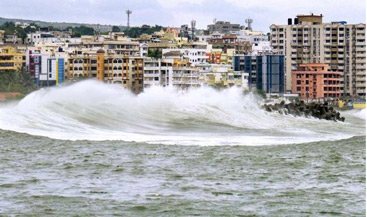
[356,58,366,64]
[143,80,159,85]
[356,35,365,40]
[356,83,365,88]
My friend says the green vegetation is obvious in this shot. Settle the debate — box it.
[0,22,39,43]
[112,26,121,32]
[254,89,266,99]
[67,25,95,37]
[0,68,38,94]
[147,49,162,59]
[124,25,165,38]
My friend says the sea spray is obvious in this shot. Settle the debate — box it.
[0,80,365,146]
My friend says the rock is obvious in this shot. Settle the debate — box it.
[262,101,345,122]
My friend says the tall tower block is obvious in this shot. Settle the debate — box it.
[96,49,105,82]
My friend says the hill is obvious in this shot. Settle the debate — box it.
[0,17,126,32]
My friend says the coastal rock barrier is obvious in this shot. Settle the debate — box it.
[261,101,345,122]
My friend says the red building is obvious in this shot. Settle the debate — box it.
[206,52,221,64]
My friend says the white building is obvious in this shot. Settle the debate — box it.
[162,48,209,66]
[140,43,148,57]
[143,57,201,88]
[143,58,173,87]
[27,32,81,44]
[26,47,67,86]
[236,29,269,44]
[251,41,273,55]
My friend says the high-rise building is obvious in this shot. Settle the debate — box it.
[270,14,366,98]
[234,54,285,93]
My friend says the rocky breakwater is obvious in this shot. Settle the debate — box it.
[261,101,345,122]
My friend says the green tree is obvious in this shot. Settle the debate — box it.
[0,68,37,94]
[147,49,162,59]
[254,89,267,99]
[0,22,40,43]
[124,25,165,38]
[68,25,95,37]
[112,26,121,32]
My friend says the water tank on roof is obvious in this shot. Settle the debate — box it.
[288,18,292,25]
[294,18,299,25]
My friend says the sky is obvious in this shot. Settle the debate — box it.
[1,0,366,32]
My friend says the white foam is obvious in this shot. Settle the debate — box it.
[0,80,365,146]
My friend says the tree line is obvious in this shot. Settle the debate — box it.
[0,68,37,94]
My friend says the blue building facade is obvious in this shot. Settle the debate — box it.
[58,58,64,84]
[240,54,284,93]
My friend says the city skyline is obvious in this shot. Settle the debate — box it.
[1,0,366,32]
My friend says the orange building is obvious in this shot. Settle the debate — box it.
[292,63,341,100]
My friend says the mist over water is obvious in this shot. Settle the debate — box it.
[0,80,365,146]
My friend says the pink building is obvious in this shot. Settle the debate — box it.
[292,63,341,100]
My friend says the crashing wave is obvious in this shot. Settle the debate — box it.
[0,80,365,146]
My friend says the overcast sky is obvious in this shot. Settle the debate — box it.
[1,0,366,32]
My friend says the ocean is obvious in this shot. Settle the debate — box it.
[0,80,365,216]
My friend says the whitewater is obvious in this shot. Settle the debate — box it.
[0,80,365,146]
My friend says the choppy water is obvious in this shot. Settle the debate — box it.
[0,81,365,216]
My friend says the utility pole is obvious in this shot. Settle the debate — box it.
[126,10,132,30]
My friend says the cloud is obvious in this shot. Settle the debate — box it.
[0,0,364,32]
[156,0,206,8]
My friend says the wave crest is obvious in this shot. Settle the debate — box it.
[0,80,365,146]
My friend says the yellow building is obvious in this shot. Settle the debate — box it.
[67,49,144,94]
[353,101,366,109]
[0,46,26,71]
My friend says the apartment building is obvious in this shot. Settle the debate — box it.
[68,40,141,56]
[0,46,26,71]
[291,63,341,100]
[234,54,285,93]
[206,49,222,64]
[207,34,252,55]
[162,48,209,66]
[67,49,144,93]
[143,57,201,89]
[143,58,173,87]
[270,14,366,98]
[26,49,66,86]
[200,64,247,88]
[207,21,241,34]
[236,29,269,44]
[171,58,201,88]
